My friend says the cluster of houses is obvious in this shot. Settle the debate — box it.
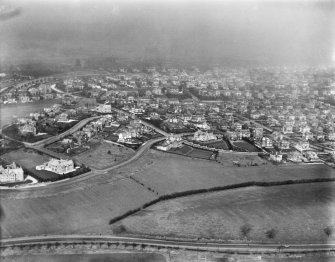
[1,82,57,104]
[193,130,217,142]
[157,134,183,151]
[114,119,155,144]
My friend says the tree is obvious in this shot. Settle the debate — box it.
[324,226,333,238]
[107,150,111,155]
[265,229,277,239]
[112,224,127,234]
[240,224,252,239]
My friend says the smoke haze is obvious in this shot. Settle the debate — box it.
[0,0,334,66]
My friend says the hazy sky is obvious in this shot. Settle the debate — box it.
[0,0,334,66]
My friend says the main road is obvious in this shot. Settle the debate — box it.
[1,235,334,254]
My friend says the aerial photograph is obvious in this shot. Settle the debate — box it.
[0,0,334,261]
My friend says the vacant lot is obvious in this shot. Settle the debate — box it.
[119,182,335,243]
[1,148,60,180]
[73,141,134,169]
[1,178,156,238]
[121,150,335,195]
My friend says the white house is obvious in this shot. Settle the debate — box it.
[193,130,217,142]
[0,162,24,183]
[36,159,76,174]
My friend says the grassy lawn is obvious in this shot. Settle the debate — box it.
[1,179,156,238]
[119,150,335,196]
[119,182,335,243]
[73,141,134,169]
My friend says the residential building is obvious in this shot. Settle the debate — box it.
[193,130,217,142]
[0,162,24,183]
[36,159,76,174]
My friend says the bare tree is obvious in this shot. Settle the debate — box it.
[240,224,252,239]
[324,226,333,238]
[265,229,277,239]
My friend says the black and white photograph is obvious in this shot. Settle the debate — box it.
[0,0,335,261]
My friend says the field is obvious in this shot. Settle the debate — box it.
[118,182,335,243]
[121,150,335,195]
[1,148,60,180]
[0,178,156,238]
[232,141,261,152]
[1,148,335,243]
[0,253,166,262]
[73,141,135,169]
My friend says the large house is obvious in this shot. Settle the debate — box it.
[0,162,24,183]
[193,130,217,142]
[261,137,273,148]
[95,104,111,113]
[36,159,76,174]
[294,141,310,152]
[157,134,183,151]
[19,123,36,136]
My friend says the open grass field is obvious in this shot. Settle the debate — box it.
[0,253,166,262]
[1,148,60,180]
[119,182,335,243]
[0,178,156,238]
[121,150,335,196]
[73,141,134,169]
[1,148,335,243]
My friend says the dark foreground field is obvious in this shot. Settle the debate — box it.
[0,178,157,238]
[119,182,335,243]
